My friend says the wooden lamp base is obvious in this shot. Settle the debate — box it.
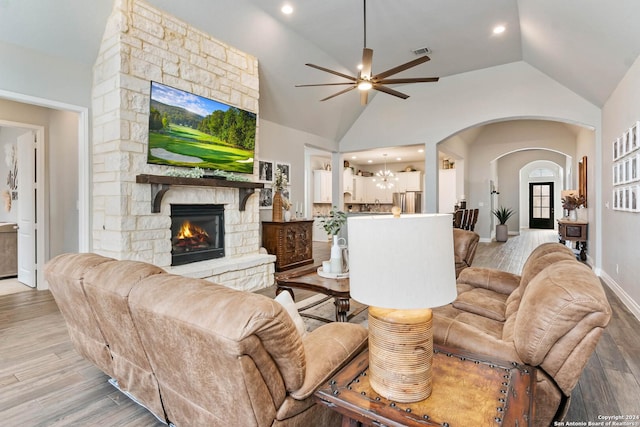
[367,306,433,403]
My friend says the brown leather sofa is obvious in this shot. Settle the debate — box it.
[433,243,611,426]
[44,253,368,426]
[453,228,479,277]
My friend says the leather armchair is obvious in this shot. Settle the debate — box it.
[433,244,611,427]
[453,228,479,277]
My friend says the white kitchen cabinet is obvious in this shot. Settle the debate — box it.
[343,168,354,194]
[353,175,366,203]
[313,170,332,203]
[396,171,422,192]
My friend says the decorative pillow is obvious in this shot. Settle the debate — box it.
[274,291,308,338]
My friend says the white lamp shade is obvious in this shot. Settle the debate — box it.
[347,213,457,309]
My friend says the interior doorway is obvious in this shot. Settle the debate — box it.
[1,89,89,290]
[0,122,44,288]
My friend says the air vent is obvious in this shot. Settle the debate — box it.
[411,46,431,55]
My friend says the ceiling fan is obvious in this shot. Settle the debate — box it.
[296,0,439,105]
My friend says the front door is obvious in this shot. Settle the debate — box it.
[529,182,554,229]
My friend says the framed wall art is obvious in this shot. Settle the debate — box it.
[258,160,274,182]
[259,187,273,209]
[275,162,290,183]
[612,122,640,212]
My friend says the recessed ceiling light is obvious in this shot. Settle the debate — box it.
[281,4,293,14]
[396,157,402,161]
[418,149,424,153]
[493,25,506,35]
[351,155,357,159]
[367,159,373,163]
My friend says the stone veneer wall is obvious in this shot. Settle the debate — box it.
[91,0,274,291]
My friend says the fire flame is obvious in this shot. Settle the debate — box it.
[176,221,209,240]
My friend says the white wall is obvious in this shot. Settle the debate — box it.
[601,55,640,317]
[48,110,80,256]
[0,41,92,108]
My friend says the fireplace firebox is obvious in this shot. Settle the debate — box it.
[170,204,224,266]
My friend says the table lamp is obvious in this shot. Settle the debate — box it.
[347,213,457,403]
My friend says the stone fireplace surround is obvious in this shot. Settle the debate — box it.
[90,0,274,291]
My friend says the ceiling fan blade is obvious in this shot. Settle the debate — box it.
[372,55,431,81]
[360,90,368,105]
[320,86,357,102]
[296,82,358,87]
[361,48,373,80]
[305,64,357,82]
[372,84,410,100]
[377,77,439,84]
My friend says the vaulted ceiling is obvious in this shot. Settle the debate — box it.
[1,0,639,142]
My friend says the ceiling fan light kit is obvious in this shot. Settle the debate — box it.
[296,0,439,104]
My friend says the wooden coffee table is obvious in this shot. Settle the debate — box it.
[315,345,535,426]
[274,264,366,322]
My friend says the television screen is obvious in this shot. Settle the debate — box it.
[147,81,256,174]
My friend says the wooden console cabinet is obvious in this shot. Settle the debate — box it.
[262,220,313,271]
[558,219,588,261]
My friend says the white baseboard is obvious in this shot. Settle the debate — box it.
[599,270,640,321]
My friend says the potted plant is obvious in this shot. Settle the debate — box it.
[319,207,347,237]
[561,194,585,221]
[319,207,348,273]
[492,206,515,242]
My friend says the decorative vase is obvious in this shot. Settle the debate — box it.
[272,190,283,222]
[569,209,578,221]
[330,235,343,274]
[496,224,508,242]
[284,210,292,222]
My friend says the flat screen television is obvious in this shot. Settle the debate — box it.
[147,81,256,174]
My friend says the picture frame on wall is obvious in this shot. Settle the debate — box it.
[259,187,273,208]
[258,160,274,182]
[630,185,639,212]
[631,154,639,182]
[275,162,291,183]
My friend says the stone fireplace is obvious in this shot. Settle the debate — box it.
[90,0,274,291]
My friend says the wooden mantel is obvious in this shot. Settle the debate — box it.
[136,174,264,213]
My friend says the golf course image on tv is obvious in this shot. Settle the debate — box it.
[147,81,256,174]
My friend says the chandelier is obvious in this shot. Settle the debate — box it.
[373,154,396,189]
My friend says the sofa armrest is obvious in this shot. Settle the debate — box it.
[290,323,368,400]
[457,267,521,295]
[434,316,521,363]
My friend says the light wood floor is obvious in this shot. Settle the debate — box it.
[1,230,638,425]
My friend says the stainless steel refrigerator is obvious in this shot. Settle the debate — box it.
[392,192,422,213]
